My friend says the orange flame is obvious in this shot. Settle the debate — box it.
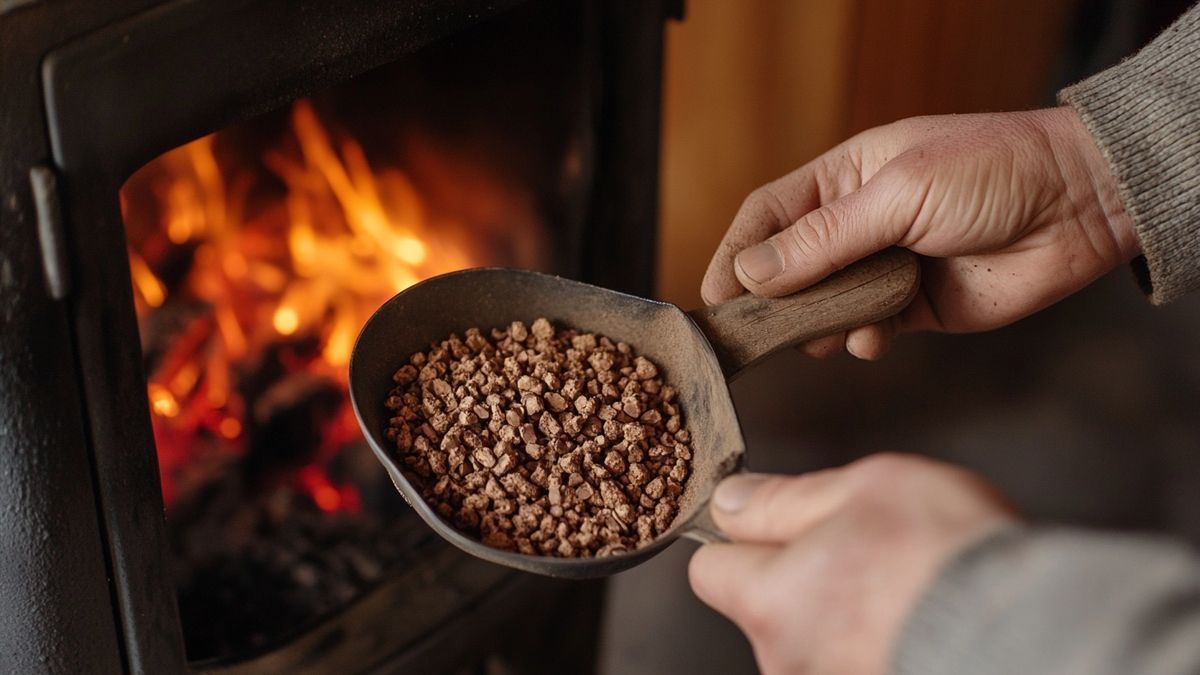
[123,99,513,509]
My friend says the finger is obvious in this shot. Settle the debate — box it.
[845,317,899,361]
[797,332,846,359]
[701,183,802,305]
[883,255,946,335]
[688,542,778,620]
[701,148,867,306]
[733,169,920,298]
[710,470,848,544]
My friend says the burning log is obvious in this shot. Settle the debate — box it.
[244,371,342,484]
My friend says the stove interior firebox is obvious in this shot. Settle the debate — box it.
[121,16,569,660]
[2,0,673,672]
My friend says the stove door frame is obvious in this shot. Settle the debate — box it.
[35,0,669,672]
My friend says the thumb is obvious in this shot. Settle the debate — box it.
[710,470,847,544]
[733,175,915,297]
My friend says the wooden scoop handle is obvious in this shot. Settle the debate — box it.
[687,248,921,379]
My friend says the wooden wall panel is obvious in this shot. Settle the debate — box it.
[846,0,1079,133]
[658,0,855,306]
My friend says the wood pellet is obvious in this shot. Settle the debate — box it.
[384,318,693,557]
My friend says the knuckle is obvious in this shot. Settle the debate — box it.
[741,185,792,228]
[800,207,838,246]
[780,209,839,269]
[844,453,952,514]
[816,144,865,195]
[849,452,918,488]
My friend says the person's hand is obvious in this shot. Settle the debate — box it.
[701,107,1139,359]
[688,454,1016,675]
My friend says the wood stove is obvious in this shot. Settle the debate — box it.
[0,0,676,672]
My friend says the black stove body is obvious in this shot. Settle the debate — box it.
[0,1,674,672]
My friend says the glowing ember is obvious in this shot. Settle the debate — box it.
[129,250,166,308]
[121,99,533,510]
[218,417,242,439]
[295,466,362,514]
[272,306,300,336]
[148,384,180,418]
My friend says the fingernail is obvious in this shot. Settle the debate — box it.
[735,241,783,284]
[713,474,769,513]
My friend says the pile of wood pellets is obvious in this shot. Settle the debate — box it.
[384,318,692,557]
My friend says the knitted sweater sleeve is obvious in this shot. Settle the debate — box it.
[1059,3,1200,304]
[890,527,1200,675]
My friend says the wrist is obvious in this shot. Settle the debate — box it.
[1040,106,1141,263]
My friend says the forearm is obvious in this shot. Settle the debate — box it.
[1060,3,1200,304]
[891,527,1200,675]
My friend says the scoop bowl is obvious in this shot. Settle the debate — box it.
[349,249,919,578]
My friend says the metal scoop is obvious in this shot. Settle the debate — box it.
[349,248,919,578]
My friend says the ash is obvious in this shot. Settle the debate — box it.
[167,451,431,662]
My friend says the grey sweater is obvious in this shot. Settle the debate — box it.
[891,5,1200,675]
[1063,3,1200,304]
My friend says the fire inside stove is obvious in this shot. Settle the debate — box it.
[121,96,549,658]
[124,99,510,508]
